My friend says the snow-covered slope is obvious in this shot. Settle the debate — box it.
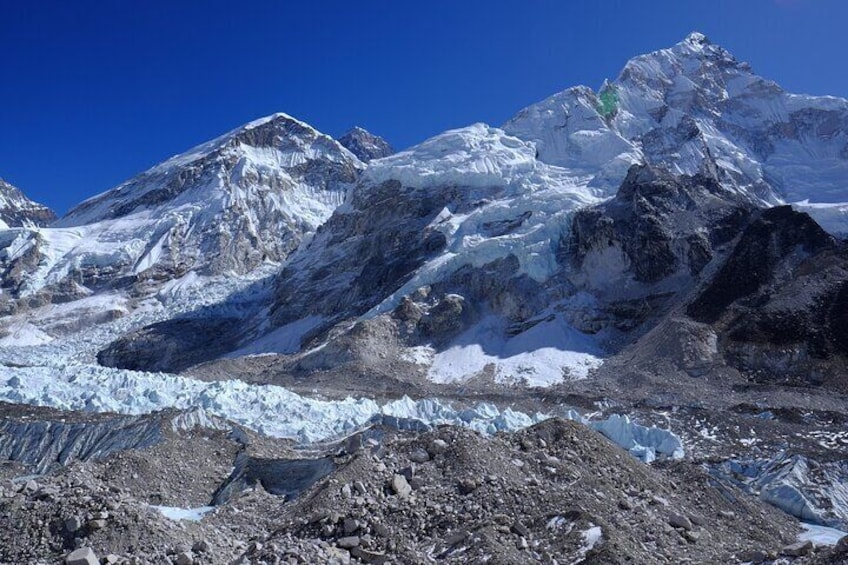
[502,86,642,193]
[59,113,362,229]
[0,114,363,306]
[265,122,613,385]
[616,33,848,205]
[0,178,56,228]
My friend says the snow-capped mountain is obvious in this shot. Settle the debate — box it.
[242,32,848,388]
[338,126,394,162]
[0,178,56,228]
[506,32,848,231]
[0,114,363,307]
[2,32,843,385]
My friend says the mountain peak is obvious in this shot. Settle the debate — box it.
[242,111,305,129]
[346,126,370,135]
[676,32,743,67]
[338,127,394,162]
[136,112,352,182]
[236,112,321,140]
[61,111,364,227]
[44,111,364,284]
[681,31,711,50]
[616,31,754,102]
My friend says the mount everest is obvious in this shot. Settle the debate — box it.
[1,32,848,563]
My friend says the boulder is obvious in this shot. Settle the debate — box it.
[65,547,98,565]
[337,536,360,549]
[391,474,412,498]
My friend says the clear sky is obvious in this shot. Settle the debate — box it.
[2,0,847,214]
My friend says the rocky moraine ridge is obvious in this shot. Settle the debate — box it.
[1,32,848,563]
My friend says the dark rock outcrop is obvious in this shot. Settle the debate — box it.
[270,179,452,335]
[97,317,243,372]
[569,165,752,286]
[212,454,335,505]
[688,206,836,323]
[338,127,394,162]
[687,206,848,389]
[565,164,753,336]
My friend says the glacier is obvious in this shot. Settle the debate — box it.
[0,363,548,443]
[712,454,848,530]
[0,360,683,463]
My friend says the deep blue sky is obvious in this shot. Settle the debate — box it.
[2,0,847,215]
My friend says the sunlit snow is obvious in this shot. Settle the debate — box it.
[151,505,215,522]
[799,523,847,546]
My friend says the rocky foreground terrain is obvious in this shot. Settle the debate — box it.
[1,404,846,565]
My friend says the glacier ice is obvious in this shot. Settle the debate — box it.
[568,412,685,463]
[0,364,549,443]
[0,360,684,465]
[150,505,215,522]
[712,454,848,530]
[799,523,847,546]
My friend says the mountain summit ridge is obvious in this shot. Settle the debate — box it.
[0,112,364,306]
[507,31,848,213]
[58,112,362,228]
[0,178,56,228]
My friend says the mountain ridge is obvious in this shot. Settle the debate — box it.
[0,178,56,228]
[5,32,848,368]
[0,113,364,311]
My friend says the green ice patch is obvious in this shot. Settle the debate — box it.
[597,83,618,119]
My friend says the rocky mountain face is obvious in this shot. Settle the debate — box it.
[504,32,848,234]
[567,166,753,332]
[81,33,848,411]
[0,178,56,228]
[8,31,848,357]
[687,206,848,391]
[224,32,848,390]
[338,127,394,162]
